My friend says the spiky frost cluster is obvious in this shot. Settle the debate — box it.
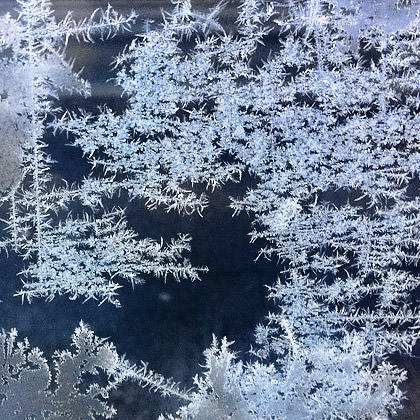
[1,0,420,419]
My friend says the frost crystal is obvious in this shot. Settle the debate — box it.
[0,0,203,306]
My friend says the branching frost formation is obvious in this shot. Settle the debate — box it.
[1,0,420,419]
[0,0,204,307]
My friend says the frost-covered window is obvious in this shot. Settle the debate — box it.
[1,0,420,419]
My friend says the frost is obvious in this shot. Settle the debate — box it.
[1,0,420,419]
[0,322,131,419]
[122,1,420,418]
[17,210,203,307]
[0,322,192,419]
[0,0,203,306]
[159,336,252,420]
[160,333,408,420]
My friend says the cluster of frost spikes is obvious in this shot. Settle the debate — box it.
[159,334,407,420]
[0,322,192,419]
[59,0,419,419]
[0,0,205,306]
[54,0,276,214]
[230,0,420,361]
[17,210,203,307]
[1,0,420,419]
